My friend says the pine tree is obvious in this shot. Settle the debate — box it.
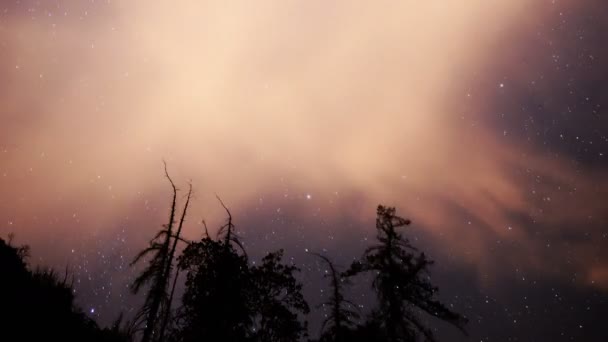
[312,253,359,342]
[250,250,310,342]
[157,182,192,342]
[130,163,190,342]
[177,225,252,342]
[346,205,467,342]
[176,200,309,342]
[176,198,252,341]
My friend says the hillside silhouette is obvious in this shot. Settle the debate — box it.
[0,236,132,342]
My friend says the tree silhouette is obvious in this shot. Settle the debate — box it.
[345,205,467,342]
[310,253,359,342]
[130,163,191,342]
[1,192,473,342]
[158,182,193,342]
[250,249,310,342]
[176,200,309,342]
[177,233,252,342]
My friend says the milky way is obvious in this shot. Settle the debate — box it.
[1,1,607,340]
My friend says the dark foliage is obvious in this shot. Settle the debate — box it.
[344,205,468,342]
[177,236,250,341]
[0,237,131,342]
[250,250,310,342]
[175,203,309,342]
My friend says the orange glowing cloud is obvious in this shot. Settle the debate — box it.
[1,1,606,289]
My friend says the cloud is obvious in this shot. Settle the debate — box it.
[1,0,606,291]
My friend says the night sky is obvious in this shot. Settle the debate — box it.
[1,1,607,341]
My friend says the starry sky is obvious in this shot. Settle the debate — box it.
[1,0,607,340]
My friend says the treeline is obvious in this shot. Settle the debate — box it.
[0,169,467,342]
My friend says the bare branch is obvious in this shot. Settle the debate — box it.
[202,219,210,239]
[158,182,193,341]
[215,194,234,245]
[215,194,232,224]
[163,160,179,234]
